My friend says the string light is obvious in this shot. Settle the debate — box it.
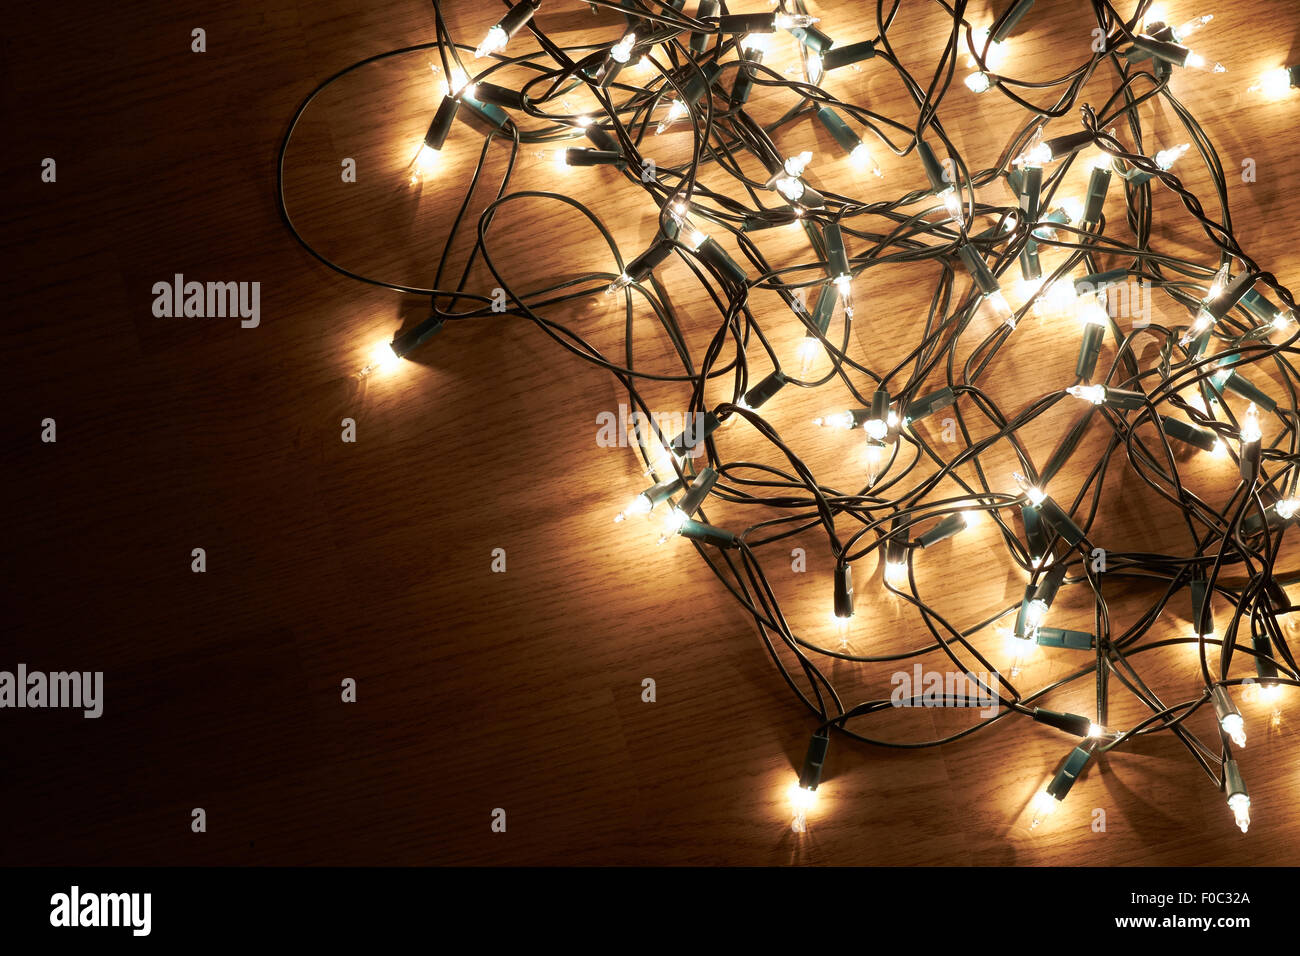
[279,0,1300,840]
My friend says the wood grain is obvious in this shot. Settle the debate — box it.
[3,0,1299,866]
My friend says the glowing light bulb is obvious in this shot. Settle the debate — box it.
[1016,141,1053,167]
[969,27,1008,70]
[938,186,965,224]
[682,225,709,252]
[1061,196,1085,223]
[784,151,813,177]
[1172,15,1213,42]
[1258,681,1284,704]
[1013,472,1047,507]
[1079,299,1109,327]
[1228,792,1251,833]
[832,608,853,648]
[773,12,819,30]
[850,142,883,177]
[1154,143,1190,170]
[741,33,770,55]
[985,289,1016,328]
[358,339,401,378]
[657,507,689,545]
[611,32,637,64]
[656,98,690,134]
[1029,790,1058,829]
[1221,711,1247,748]
[833,274,854,318]
[1240,403,1262,444]
[1250,67,1295,98]
[1276,498,1300,520]
[1088,723,1105,738]
[1183,51,1226,73]
[788,781,817,833]
[884,559,908,588]
[797,335,822,375]
[863,413,889,441]
[614,494,653,523]
[1068,384,1106,405]
[805,52,824,84]
[410,143,440,185]
[475,25,509,59]
[1023,598,1049,635]
[438,65,476,99]
[965,71,992,93]
[813,411,855,430]
[864,440,886,486]
[1181,306,1215,345]
[1273,310,1295,332]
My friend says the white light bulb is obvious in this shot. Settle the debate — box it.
[656,98,689,134]
[410,143,440,185]
[965,71,992,93]
[1061,196,1085,223]
[1154,143,1190,170]
[788,781,817,832]
[1276,498,1300,520]
[969,27,1008,70]
[1024,598,1049,634]
[359,339,402,377]
[773,12,818,30]
[1068,384,1106,405]
[939,186,965,224]
[865,441,886,486]
[833,274,854,317]
[475,25,509,59]
[797,336,822,375]
[884,560,908,588]
[657,507,689,544]
[850,142,883,177]
[1221,712,1247,748]
[741,33,770,55]
[1183,51,1226,73]
[985,290,1016,328]
[813,411,855,430]
[611,32,637,64]
[1013,472,1047,506]
[1180,305,1216,345]
[1240,402,1262,444]
[1228,792,1251,833]
[1252,67,1294,98]
[784,151,813,177]
[832,608,853,647]
[1173,15,1212,42]
[614,493,653,523]
[805,52,824,84]
[1089,151,1115,171]
[1017,142,1053,167]
[1029,790,1057,829]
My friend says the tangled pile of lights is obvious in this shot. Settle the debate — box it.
[279,0,1300,837]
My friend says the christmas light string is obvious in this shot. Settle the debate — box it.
[278,0,1300,837]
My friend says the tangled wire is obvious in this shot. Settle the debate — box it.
[279,0,1300,835]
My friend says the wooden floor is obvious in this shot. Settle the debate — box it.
[4,0,1300,866]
